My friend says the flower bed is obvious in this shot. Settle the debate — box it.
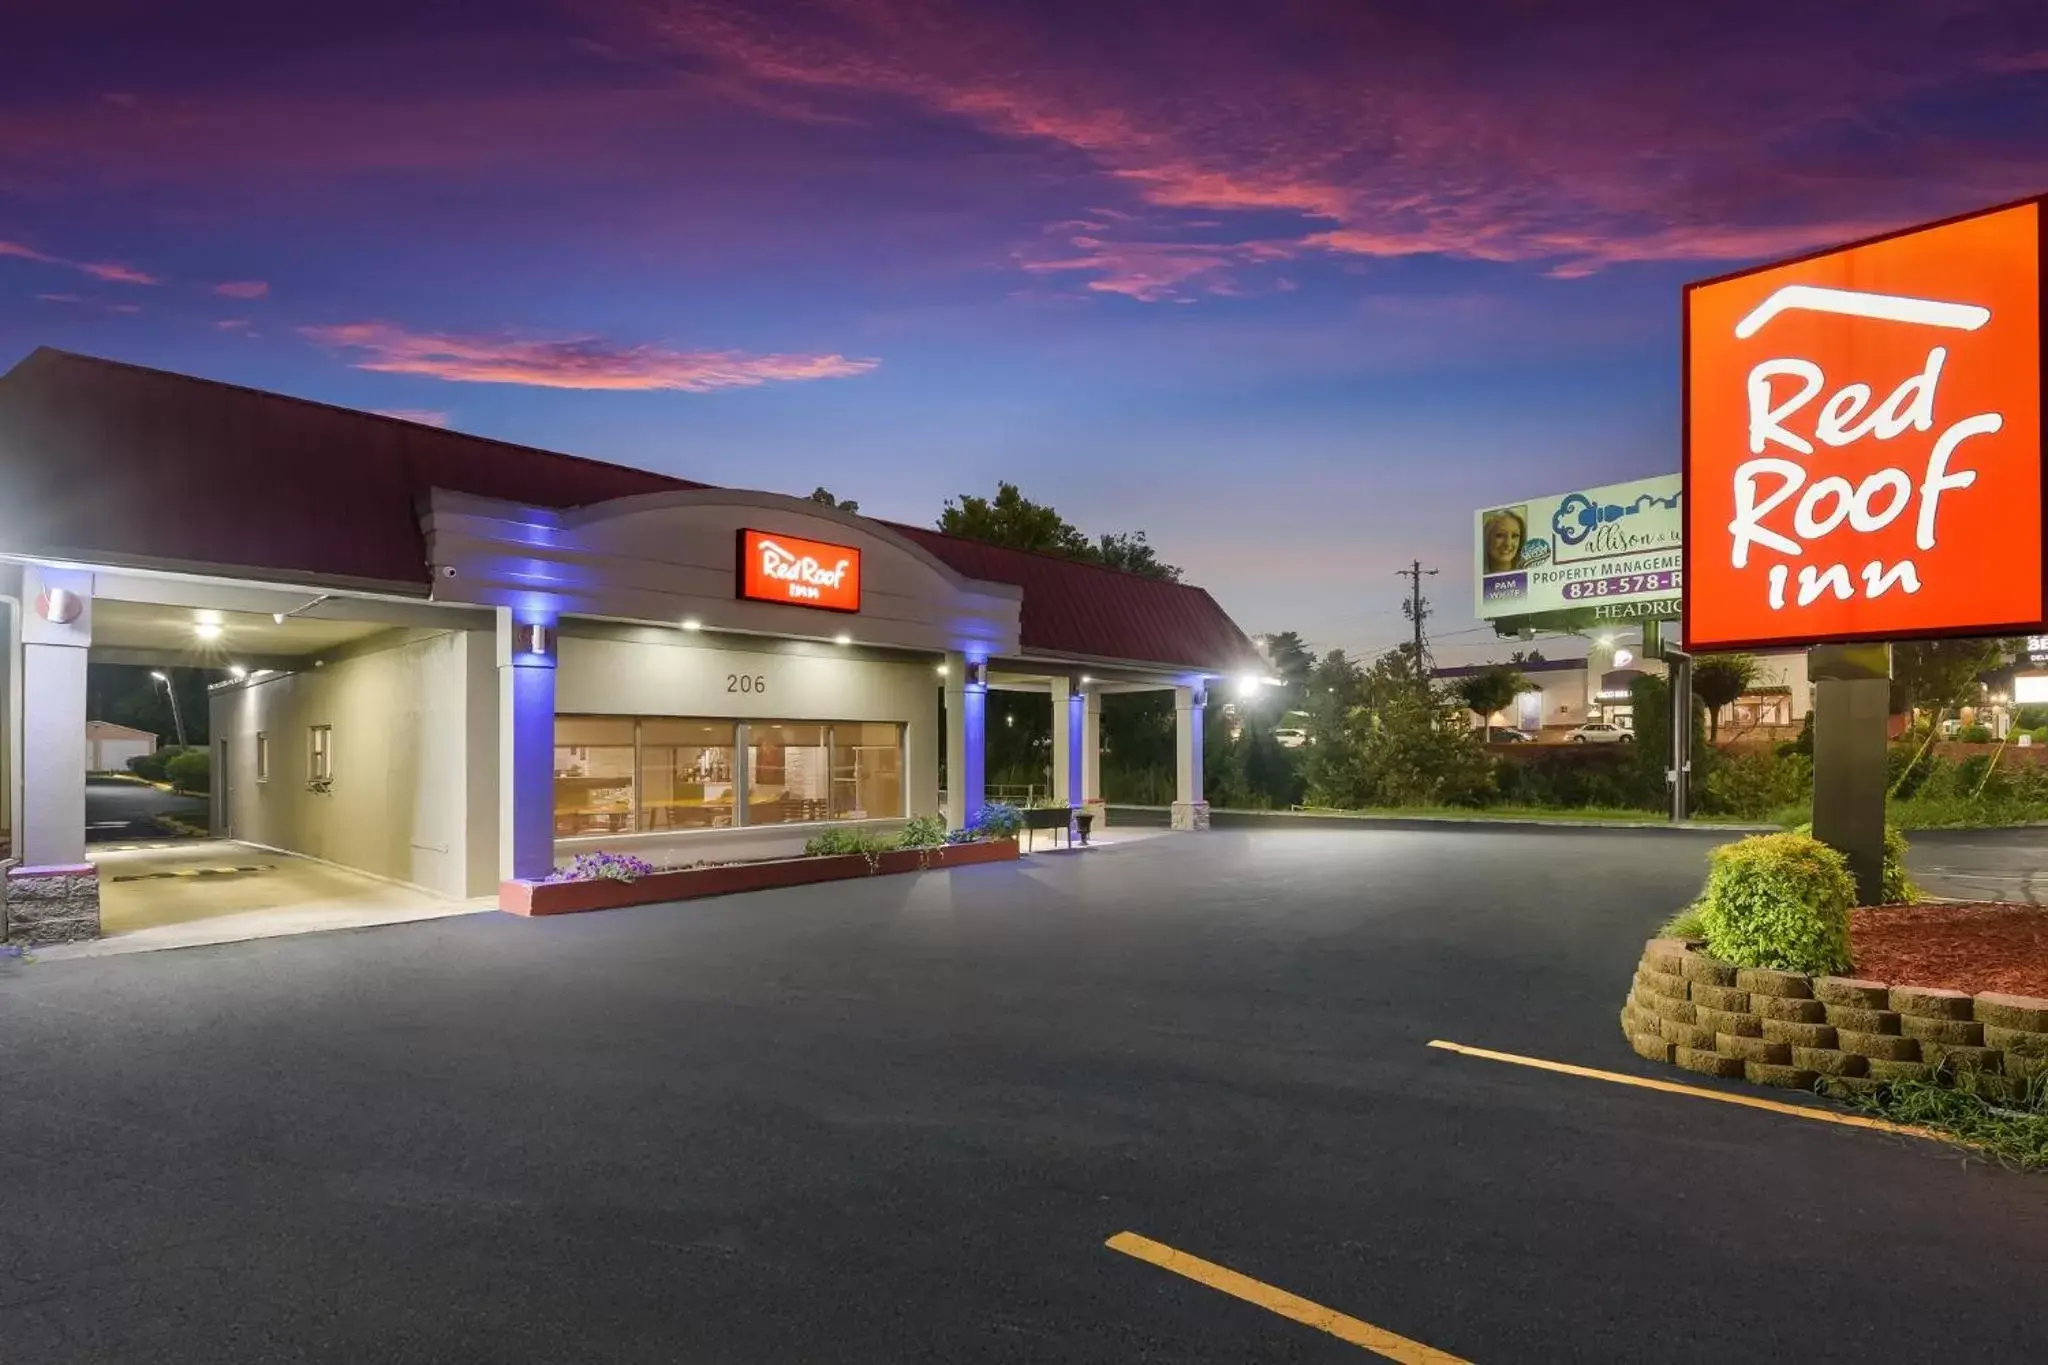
[500,837,1019,916]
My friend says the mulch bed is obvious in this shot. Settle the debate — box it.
[1852,902,2048,997]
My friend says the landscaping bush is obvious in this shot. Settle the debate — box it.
[127,749,173,782]
[1493,746,1638,809]
[803,827,889,857]
[1790,821,1918,904]
[896,814,946,850]
[164,747,210,794]
[971,800,1024,840]
[1703,747,1811,819]
[1957,723,1994,744]
[1696,832,1855,975]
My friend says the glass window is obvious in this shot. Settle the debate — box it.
[831,722,904,820]
[554,716,636,837]
[638,719,737,831]
[256,732,270,782]
[747,722,830,826]
[308,725,332,782]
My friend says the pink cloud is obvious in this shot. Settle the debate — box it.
[635,0,2048,286]
[34,292,81,304]
[302,321,881,392]
[374,408,453,427]
[77,260,158,285]
[214,280,270,299]
[1,237,159,284]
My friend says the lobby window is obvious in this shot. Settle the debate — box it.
[256,732,270,783]
[830,722,904,820]
[554,716,636,837]
[308,725,331,782]
[638,719,737,831]
[747,722,830,826]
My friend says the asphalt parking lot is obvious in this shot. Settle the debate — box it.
[2,825,2044,1363]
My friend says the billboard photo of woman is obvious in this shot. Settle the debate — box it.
[1482,506,1528,573]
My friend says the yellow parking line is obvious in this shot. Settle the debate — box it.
[1105,1231,1470,1363]
[1426,1040,1943,1141]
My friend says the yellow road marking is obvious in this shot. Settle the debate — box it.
[1426,1040,1944,1141]
[1104,1231,1470,1364]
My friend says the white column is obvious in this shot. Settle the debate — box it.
[1172,683,1209,830]
[19,567,91,867]
[943,652,985,830]
[1049,676,1072,807]
[496,608,557,883]
[1080,686,1103,826]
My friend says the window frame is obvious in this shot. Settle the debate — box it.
[255,731,270,783]
[308,724,332,783]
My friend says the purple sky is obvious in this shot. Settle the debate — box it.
[5,1,2047,661]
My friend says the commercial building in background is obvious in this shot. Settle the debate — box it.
[1434,646,1812,741]
[84,720,156,773]
[0,349,1261,941]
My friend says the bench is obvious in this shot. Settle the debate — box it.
[1020,805,1074,851]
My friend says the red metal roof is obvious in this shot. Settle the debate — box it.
[0,348,1257,673]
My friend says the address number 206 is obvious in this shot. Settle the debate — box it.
[726,673,767,693]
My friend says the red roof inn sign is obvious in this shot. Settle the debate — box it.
[1683,196,2046,652]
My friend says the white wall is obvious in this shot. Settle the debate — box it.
[209,628,498,898]
[90,736,153,772]
[553,626,940,865]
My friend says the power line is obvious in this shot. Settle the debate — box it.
[1395,560,1440,686]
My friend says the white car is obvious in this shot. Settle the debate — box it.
[1565,722,1634,744]
[1273,727,1308,749]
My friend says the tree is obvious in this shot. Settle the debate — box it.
[1092,531,1181,581]
[938,482,1091,558]
[1256,631,1316,710]
[1691,653,1759,743]
[809,487,859,512]
[937,482,1181,580]
[1455,666,1528,742]
[1891,638,2006,715]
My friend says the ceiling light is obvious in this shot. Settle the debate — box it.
[194,622,223,641]
[834,633,852,646]
[1080,675,1093,684]
[681,618,703,632]
[272,612,287,624]
[228,665,248,679]
[935,663,948,676]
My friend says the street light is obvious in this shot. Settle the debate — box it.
[149,670,189,747]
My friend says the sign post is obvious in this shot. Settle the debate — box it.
[1683,194,2045,899]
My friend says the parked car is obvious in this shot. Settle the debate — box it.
[1273,727,1308,749]
[1488,728,1535,743]
[1564,722,1633,744]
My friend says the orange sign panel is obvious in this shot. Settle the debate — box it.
[1684,198,2045,651]
[737,529,862,612]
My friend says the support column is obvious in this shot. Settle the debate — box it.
[6,566,99,945]
[1811,643,1892,904]
[943,652,986,831]
[497,608,557,884]
[1081,687,1102,818]
[1049,676,1075,808]
[1171,683,1209,831]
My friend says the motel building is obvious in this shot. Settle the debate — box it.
[0,349,1259,946]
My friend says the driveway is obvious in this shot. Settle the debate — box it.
[1,827,2043,1363]
[84,774,208,842]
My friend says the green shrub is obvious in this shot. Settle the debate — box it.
[803,828,887,857]
[896,814,946,850]
[127,750,172,782]
[1703,748,1811,819]
[1659,903,1708,940]
[1696,833,1854,974]
[1791,821,1918,904]
[164,748,210,795]
[1957,724,1994,744]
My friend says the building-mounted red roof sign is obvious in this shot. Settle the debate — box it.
[736,529,862,612]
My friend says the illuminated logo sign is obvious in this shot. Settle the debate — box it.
[737,529,862,612]
[1684,197,2044,651]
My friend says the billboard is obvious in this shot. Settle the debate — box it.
[1684,196,2045,652]
[736,529,863,612]
[1475,474,1683,622]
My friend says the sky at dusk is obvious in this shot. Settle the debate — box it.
[5,1,2048,663]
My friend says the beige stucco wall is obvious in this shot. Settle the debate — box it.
[210,628,498,898]
[553,625,941,865]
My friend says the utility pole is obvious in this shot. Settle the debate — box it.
[1396,560,1439,689]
